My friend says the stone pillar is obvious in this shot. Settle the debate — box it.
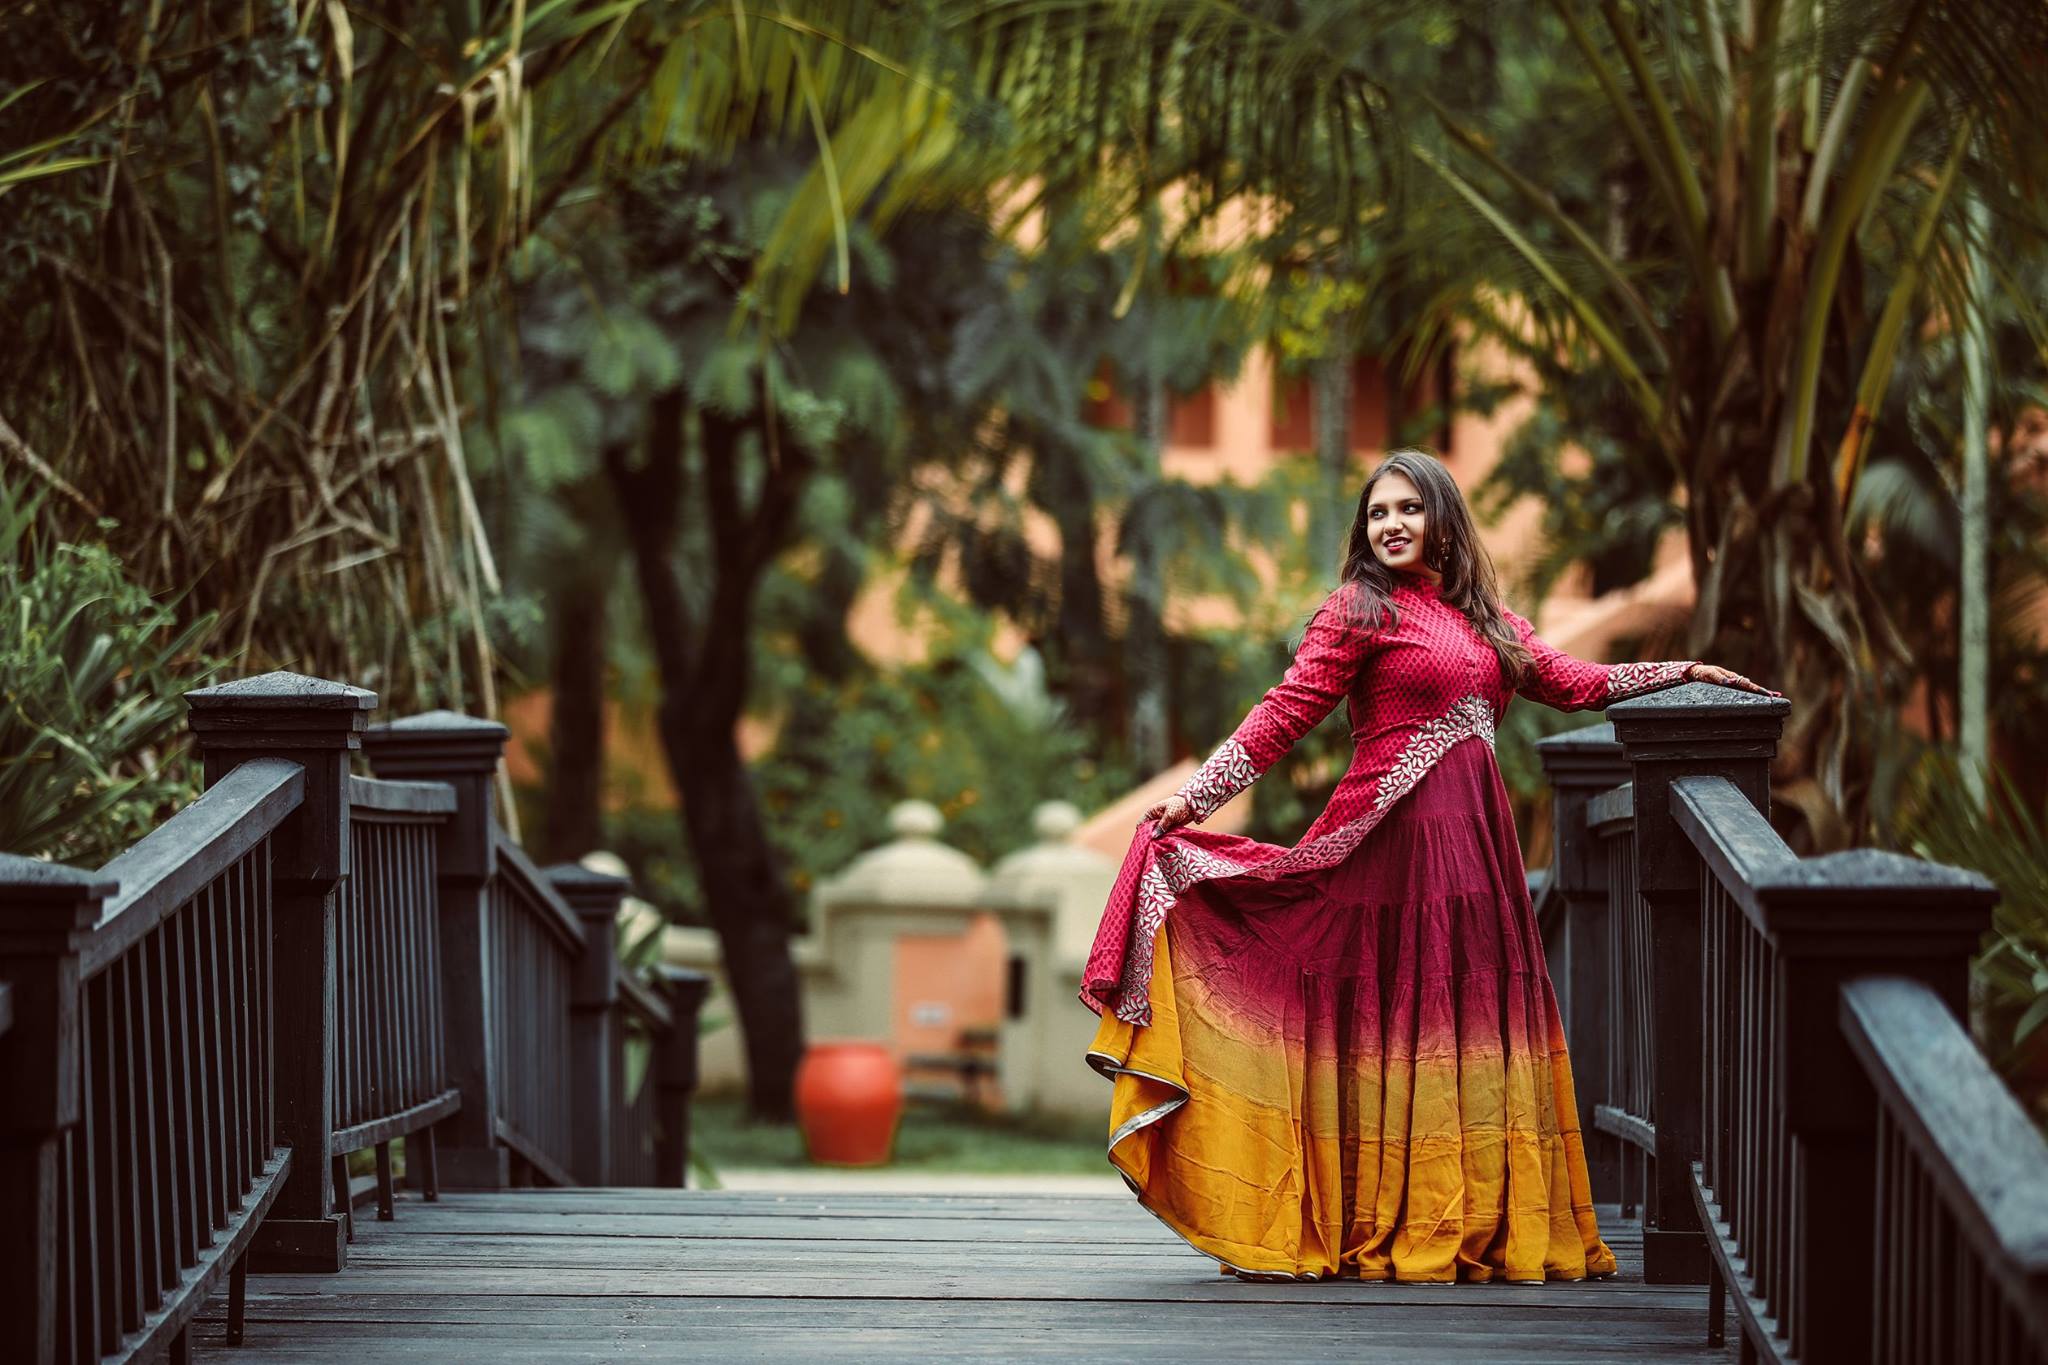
[0,857,116,1364]
[548,863,627,1186]
[187,670,377,1272]
[1607,682,1788,1285]
[1534,721,1631,1203]
[361,710,511,1190]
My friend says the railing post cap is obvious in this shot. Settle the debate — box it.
[0,852,117,895]
[186,670,378,710]
[1607,681,1791,728]
[1535,721,1619,752]
[545,863,633,918]
[186,671,378,749]
[1535,721,1628,780]
[657,963,712,1003]
[362,709,511,775]
[1755,848,2000,906]
[0,854,115,948]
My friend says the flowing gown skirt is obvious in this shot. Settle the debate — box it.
[1086,739,1617,1283]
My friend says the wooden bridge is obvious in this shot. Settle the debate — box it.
[4,672,2047,1364]
[187,1187,1719,1362]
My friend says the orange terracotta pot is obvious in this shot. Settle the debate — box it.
[794,1042,904,1167]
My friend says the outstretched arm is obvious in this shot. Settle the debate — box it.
[1504,609,1772,711]
[1148,588,1371,833]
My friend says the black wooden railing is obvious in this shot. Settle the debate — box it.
[1,672,711,1365]
[1538,683,2042,1364]
[333,775,459,1223]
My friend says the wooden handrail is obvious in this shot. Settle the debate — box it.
[84,758,304,979]
[492,829,588,954]
[618,967,674,1033]
[1585,780,1634,834]
[1544,684,2013,1362]
[1841,976,2048,1350]
[8,670,717,1363]
[345,773,457,818]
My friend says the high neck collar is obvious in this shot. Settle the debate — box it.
[1395,572,1443,597]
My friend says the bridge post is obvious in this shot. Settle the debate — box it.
[1534,721,1630,1205]
[1608,683,1789,1285]
[654,966,713,1187]
[0,857,116,1365]
[1757,853,1993,1363]
[362,711,512,1190]
[548,864,629,1186]
[187,671,377,1273]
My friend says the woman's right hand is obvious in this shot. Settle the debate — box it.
[1145,794,1195,839]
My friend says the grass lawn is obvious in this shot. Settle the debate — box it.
[692,1093,1110,1177]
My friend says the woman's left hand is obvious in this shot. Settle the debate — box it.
[1686,663,1782,697]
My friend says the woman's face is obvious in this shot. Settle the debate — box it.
[1365,470,1438,580]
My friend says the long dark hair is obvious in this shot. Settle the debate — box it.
[1336,448,1533,686]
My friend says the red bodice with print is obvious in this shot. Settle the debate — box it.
[1081,577,1694,1024]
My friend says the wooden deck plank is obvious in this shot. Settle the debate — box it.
[193,1189,1730,1361]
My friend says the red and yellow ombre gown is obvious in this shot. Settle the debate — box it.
[1081,577,1694,1284]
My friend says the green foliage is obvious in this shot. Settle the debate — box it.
[752,586,1131,904]
[1893,754,2048,1116]
[691,1093,1105,1175]
[0,479,223,865]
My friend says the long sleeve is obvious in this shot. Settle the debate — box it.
[1506,609,1695,712]
[1174,588,1369,821]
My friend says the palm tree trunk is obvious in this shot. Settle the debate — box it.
[1311,352,1354,569]
[1960,191,1992,802]
[540,571,607,864]
[604,394,807,1120]
[1043,433,1116,732]
[1126,379,1170,773]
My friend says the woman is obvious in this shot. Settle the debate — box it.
[1081,448,1771,1286]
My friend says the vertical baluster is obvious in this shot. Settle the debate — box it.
[395,825,414,1102]
[119,958,154,1330]
[242,856,263,1173]
[1700,884,1715,1198]
[80,993,105,1363]
[194,884,221,1227]
[227,863,250,1203]
[1892,1118,1907,1365]
[87,974,123,1347]
[1736,924,1752,1267]
[1953,1250,1972,1362]
[489,886,504,1143]
[334,837,351,1139]
[362,825,382,1140]
[258,841,275,1155]
[169,912,203,1268]
[394,827,415,1112]
[56,1128,78,1365]
[1873,1115,1890,1365]
[379,825,398,1128]
[182,900,218,1242]
[1760,930,1776,1320]
[148,930,181,1295]
[423,827,447,1094]
[164,916,199,1269]
[128,944,165,1313]
[406,826,425,1109]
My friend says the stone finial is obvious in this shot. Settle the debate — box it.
[888,801,945,840]
[825,801,985,906]
[1031,801,1082,842]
